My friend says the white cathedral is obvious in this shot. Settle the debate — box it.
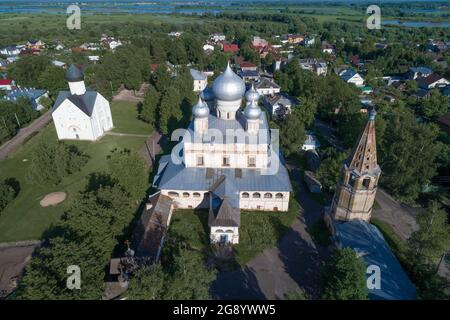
[153,63,291,244]
[52,65,113,141]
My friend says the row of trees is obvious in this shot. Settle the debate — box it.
[0,97,39,144]
[139,66,196,135]
[8,55,67,98]
[15,148,149,299]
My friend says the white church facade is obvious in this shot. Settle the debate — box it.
[153,63,291,245]
[52,65,113,141]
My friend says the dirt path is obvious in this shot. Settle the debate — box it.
[0,110,52,161]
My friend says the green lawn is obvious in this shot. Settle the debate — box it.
[110,101,153,135]
[168,196,300,268]
[0,101,151,242]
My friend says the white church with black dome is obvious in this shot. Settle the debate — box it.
[52,65,113,141]
[153,63,291,244]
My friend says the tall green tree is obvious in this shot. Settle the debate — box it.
[158,87,182,135]
[107,148,148,201]
[321,248,368,300]
[408,201,450,274]
[139,85,160,127]
[316,147,348,192]
[127,264,165,300]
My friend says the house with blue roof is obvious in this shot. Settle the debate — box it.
[3,88,48,111]
[338,68,365,87]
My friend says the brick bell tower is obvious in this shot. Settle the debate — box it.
[329,109,381,222]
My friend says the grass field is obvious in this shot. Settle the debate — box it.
[0,101,150,242]
[168,195,300,268]
[111,100,153,135]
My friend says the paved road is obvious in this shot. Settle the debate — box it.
[0,110,52,161]
[373,189,419,240]
[211,166,329,300]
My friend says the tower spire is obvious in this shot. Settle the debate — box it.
[347,109,377,174]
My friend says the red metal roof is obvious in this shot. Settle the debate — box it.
[223,43,239,53]
[0,79,13,85]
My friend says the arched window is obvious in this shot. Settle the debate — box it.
[264,193,272,199]
[168,191,179,198]
[193,192,201,198]
[182,192,190,198]
[215,229,224,233]
[253,192,261,198]
[242,192,250,198]
[363,177,371,189]
[275,193,283,199]
[225,229,234,233]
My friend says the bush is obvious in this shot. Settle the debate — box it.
[28,140,89,185]
[0,181,16,212]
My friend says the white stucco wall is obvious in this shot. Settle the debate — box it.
[52,93,113,141]
[184,141,269,169]
[210,226,239,244]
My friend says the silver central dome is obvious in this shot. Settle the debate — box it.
[193,96,209,118]
[212,62,245,101]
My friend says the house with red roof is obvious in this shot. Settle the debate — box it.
[0,79,15,91]
[223,43,239,53]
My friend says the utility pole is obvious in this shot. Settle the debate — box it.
[14,113,21,127]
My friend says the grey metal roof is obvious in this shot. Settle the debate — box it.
[334,220,417,300]
[255,77,280,90]
[190,68,207,81]
[153,154,292,192]
[208,198,241,227]
[52,90,98,117]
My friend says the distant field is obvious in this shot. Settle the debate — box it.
[0,101,150,242]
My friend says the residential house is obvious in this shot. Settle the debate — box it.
[190,69,208,93]
[0,79,15,91]
[0,60,8,70]
[339,69,365,87]
[254,77,281,96]
[0,45,23,56]
[263,92,299,119]
[222,43,239,53]
[302,36,316,47]
[251,36,269,49]
[52,60,67,68]
[417,74,450,90]
[210,33,226,43]
[3,88,49,111]
[101,36,122,50]
[299,58,327,76]
[27,39,44,50]
[287,34,304,45]
[407,67,433,80]
[88,56,100,62]
[322,42,336,55]
[302,132,320,151]
[167,31,183,38]
[239,62,258,72]
[202,44,215,54]
[239,70,260,83]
